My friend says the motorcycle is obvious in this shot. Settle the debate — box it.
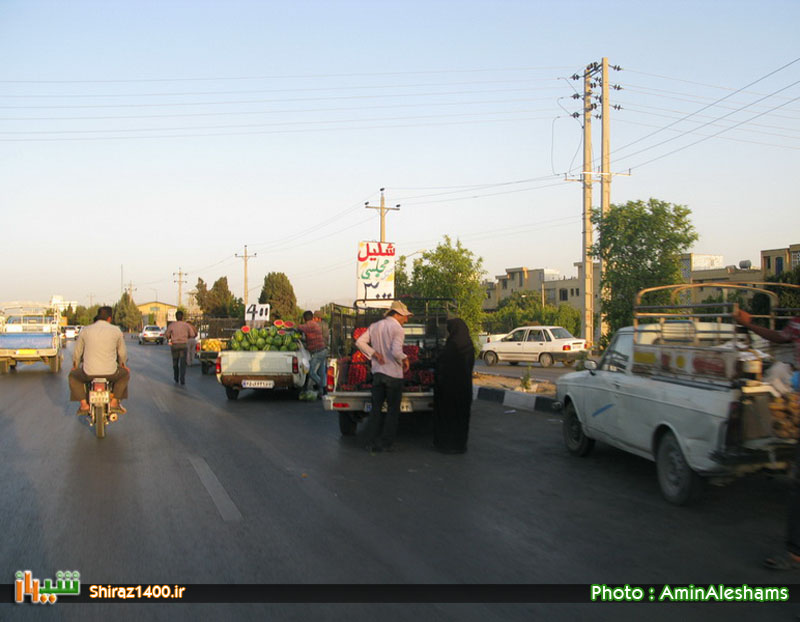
[86,378,119,438]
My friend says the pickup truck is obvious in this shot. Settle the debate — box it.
[0,304,62,374]
[195,318,242,374]
[555,283,800,505]
[322,298,453,436]
[480,325,586,367]
[215,322,310,400]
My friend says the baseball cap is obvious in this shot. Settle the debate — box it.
[385,301,413,316]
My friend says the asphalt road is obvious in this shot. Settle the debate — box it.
[1,339,798,621]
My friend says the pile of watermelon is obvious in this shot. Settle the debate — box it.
[230,320,303,352]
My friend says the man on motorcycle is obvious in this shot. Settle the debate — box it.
[68,306,130,414]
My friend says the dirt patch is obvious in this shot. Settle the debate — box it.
[473,372,556,396]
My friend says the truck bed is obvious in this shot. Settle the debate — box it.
[0,333,59,351]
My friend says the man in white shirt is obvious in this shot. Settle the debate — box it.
[355,300,412,452]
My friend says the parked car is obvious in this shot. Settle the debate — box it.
[139,325,164,345]
[480,325,586,367]
[63,325,78,340]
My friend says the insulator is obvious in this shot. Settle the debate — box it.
[571,93,581,99]
[571,73,580,80]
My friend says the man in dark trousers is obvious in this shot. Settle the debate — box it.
[735,308,800,570]
[355,301,412,453]
[164,311,197,385]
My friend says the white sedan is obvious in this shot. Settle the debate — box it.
[480,325,586,367]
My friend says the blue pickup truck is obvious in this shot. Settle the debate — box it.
[0,305,62,374]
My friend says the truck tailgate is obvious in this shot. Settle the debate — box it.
[221,351,296,374]
[0,333,58,351]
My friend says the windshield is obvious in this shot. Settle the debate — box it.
[550,327,574,339]
[144,326,160,331]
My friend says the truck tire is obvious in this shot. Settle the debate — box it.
[225,386,239,401]
[201,361,210,375]
[484,351,498,366]
[539,353,553,368]
[338,412,357,436]
[0,360,9,374]
[563,402,594,457]
[49,356,60,373]
[656,430,703,505]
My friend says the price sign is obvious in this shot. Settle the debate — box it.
[245,303,271,323]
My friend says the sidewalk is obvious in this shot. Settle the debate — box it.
[472,385,557,413]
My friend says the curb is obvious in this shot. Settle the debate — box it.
[473,387,558,414]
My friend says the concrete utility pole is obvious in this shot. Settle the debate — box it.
[235,246,256,310]
[173,268,187,308]
[582,66,595,346]
[125,281,136,299]
[87,293,95,307]
[600,57,611,341]
[365,188,400,243]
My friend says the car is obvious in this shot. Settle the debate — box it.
[139,325,164,345]
[63,326,78,340]
[479,325,586,367]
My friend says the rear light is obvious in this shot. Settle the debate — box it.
[326,365,335,392]
[91,381,106,391]
[332,402,350,409]
[215,356,221,374]
[196,342,201,353]
[563,345,571,351]
[292,356,299,374]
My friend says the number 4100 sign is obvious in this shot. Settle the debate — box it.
[245,303,271,323]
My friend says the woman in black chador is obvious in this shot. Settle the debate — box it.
[434,318,475,453]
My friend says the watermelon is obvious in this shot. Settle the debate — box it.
[273,319,285,328]
[282,320,295,329]
[256,338,266,348]
[231,341,241,351]
[288,342,298,351]
[280,345,288,351]
[241,325,251,334]
[234,330,244,342]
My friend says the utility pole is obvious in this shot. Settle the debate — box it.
[173,267,187,308]
[235,246,256,310]
[87,293,95,307]
[365,188,400,243]
[125,281,136,299]
[582,65,596,347]
[599,57,611,341]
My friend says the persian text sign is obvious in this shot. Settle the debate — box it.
[357,242,396,307]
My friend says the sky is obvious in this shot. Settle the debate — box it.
[1,0,798,311]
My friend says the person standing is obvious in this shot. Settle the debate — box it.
[69,306,130,414]
[298,310,328,395]
[355,301,412,453]
[164,311,197,385]
[433,318,475,454]
[734,308,800,570]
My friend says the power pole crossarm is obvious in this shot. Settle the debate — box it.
[365,188,400,243]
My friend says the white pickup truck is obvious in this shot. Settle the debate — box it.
[555,283,800,505]
[0,303,62,374]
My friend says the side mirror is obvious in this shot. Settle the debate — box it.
[584,360,598,372]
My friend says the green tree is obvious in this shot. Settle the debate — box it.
[194,278,210,314]
[483,291,581,337]
[194,277,243,318]
[258,272,299,320]
[591,198,698,335]
[113,292,142,332]
[394,255,411,297]
[404,236,486,338]
[751,265,800,323]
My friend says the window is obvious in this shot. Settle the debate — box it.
[502,280,507,290]
[765,256,771,271]
[792,251,800,269]
[527,329,544,342]
[504,329,527,342]
[600,332,633,373]
[776,256,784,275]
[559,288,568,301]
[550,327,574,339]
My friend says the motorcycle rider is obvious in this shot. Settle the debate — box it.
[69,306,130,414]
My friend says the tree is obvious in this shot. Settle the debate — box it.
[751,265,800,322]
[483,291,581,337]
[194,278,210,314]
[194,277,243,318]
[113,292,142,332]
[591,198,698,335]
[402,236,486,338]
[258,272,299,320]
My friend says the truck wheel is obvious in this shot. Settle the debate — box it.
[0,360,9,374]
[225,386,239,401]
[338,412,357,436]
[656,431,703,505]
[49,356,60,373]
[563,403,594,457]
[539,353,553,367]
[201,362,209,375]
[484,351,498,366]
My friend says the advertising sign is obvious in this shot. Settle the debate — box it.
[356,241,396,307]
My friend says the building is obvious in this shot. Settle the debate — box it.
[762,243,800,279]
[483,267,561,311]
[49,295,80,314]
[136,301,177,327]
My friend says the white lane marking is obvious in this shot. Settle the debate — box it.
[188,455,242,522]
[152,394,170,414]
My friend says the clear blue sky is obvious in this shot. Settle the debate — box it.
[1,0,798,310]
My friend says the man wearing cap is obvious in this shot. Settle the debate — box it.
[355,301,412,452]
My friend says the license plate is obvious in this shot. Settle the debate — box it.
[242,380,275,389]
[16,349,36,355]
[364,400,413,413]
[89,391,110,404]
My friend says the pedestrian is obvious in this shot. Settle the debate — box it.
[164,311,197,385]
[69,306,130,414]
[734,308,800,570]
[298,310,328,396]
[355,300,412,453]
[186,329,197,367]
[433,318,475,454]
